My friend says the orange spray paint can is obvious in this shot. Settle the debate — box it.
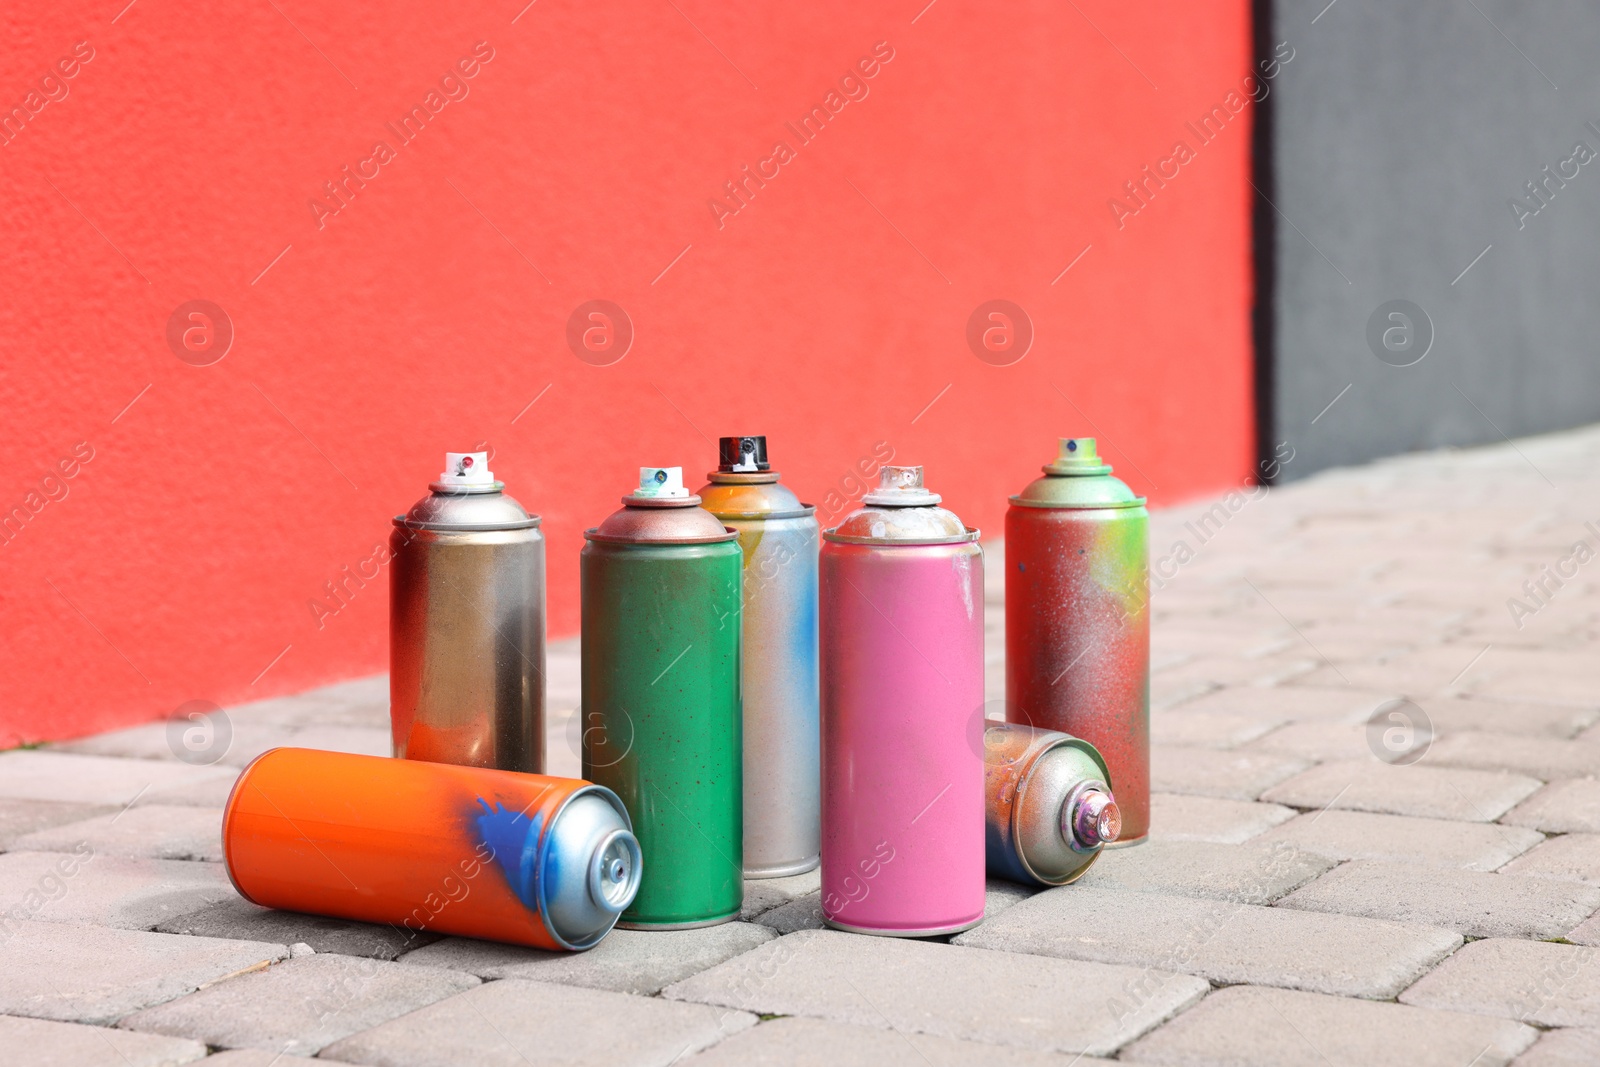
[222,748,641,950]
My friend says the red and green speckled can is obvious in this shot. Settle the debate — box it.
[1006,438,1149,846]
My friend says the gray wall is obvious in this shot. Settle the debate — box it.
[1266,0,1600,478]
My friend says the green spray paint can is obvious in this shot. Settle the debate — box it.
[581,465,744,928]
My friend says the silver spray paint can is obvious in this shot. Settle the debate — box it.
[390,451,545,772]
[984,722,1119,887]
[696,435,821,878]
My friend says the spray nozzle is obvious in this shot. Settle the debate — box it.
[631,466,689,499]
[438,452,495,488]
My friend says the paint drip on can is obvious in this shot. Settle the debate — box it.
[697,436,821,879]
[984,722,1119,886]
[390,451,545,773]
[820,465,985,936]
[1005,437,1149,845]
[581,466,744,928]
[222,748,640,950]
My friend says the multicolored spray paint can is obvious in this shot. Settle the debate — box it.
[223,748,640,950]
[697,436,820,879]
[820,465,985,936]
[581,466,743,928]
[984,722,1119,886]
[1006,437,1149,845]
[391,452,545,773]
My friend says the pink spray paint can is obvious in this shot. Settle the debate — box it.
[819,465,985,936]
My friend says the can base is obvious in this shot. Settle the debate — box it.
[1102,834,1148,849]
[744,856,821,879]
[616,910,740,931]
[824,915,983,938]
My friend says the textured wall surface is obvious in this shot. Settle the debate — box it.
[1266,0,1600,478]
[0,1,1253,743]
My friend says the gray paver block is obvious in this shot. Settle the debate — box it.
[954,884,1459,999]
[1427,698,1599,739]
[0,1013,208,1066]
[0,919,286,1024]
[679,1015,1118,1066]
[1400,937,1600,1028]
[1248,718,1427,763]
[0,798,115,850]
[1510,1028,1600,1066]
[1120,984,1536,1067]
[1075,838,1335,902]
[1151,710,1284,749]
[0,752,235,807]
[1502,833,1600,883]
[751,891,823,935]
[117,953,478,1056]
[739,869,820,919]
[11,804,222,862]
[188,1051,360,1066]
[1278,860,1600,938]
[0,850,235,930]
[1151,746,1309,800]
[399,921,775,995]
[1168,685,1395,723]
[1259,809,1544,870]
[156,897,440,960]
[322,976,754,1067]
[1505,780,1600,833]
[1260,759,1543,821]
[1429,733,1600,780]
[664,928,1207,1057]
[1149,792,1297,843]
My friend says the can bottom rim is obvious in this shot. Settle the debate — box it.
[616,911,740,931]
[743,856,820,879]
[824,915,983,938]
[1101,834,1149,849]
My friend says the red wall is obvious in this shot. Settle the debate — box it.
[0,1,1254,745]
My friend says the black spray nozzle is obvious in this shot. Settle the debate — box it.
[718,435,769,472]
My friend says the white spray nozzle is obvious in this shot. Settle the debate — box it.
[439,452,494,487]
[633,466,688,499]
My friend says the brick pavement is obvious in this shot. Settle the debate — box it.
[4,426,1600,1064]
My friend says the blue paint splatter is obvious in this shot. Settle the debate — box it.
[474,799,543,911]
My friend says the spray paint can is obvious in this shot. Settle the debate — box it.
[696,435,820,879]
[984,722,1119,886]
[581,466,743,929]
[820,465,984,936]
[391,452,545,773]
[223,748,640,950]
[1006,437,1149,845]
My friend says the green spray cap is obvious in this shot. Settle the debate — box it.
[1010,437,1145,510]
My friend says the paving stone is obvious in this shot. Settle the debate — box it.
[11,805,222,862]
[954,885,1458,999]
[191,1051,361,1067]
[0,1013,208,1066]
[399,921,775,995]
[219,725,391,768]
[1511,1027,1600,1066]
[1277,860,1600,938]
[1505,780,1600,833]
[142,774,238,809]
[322,976,753,1067]
[1426,697,1599,739]
[739,869,820,919]
[1502,834,1600,883]
[1429,732,1600,780]
[1259,810,1544,870]
[750,891,823,934]
[1120,984,1537,1067]
[1075,838,1335,903]
[1150,746,1309,800]
[1149,793,1297,843]
[55,717,290,764]
[1260,759,1543,821]
[0,851,235,930]
[0,919,286,1024]
[665,928,1206,1057]
[679,1015,1118,1066]
[156,897,440,960]
[1400,937,1600,1028]
[0,752,235,807]
[0,798,115,850]
[1151,710,1284,749]
[1248,718,1429,762]
[116,953,479,1056]
[1167,685,1396,722]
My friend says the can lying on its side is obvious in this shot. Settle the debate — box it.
[984,722,1119,886]
[223,748,640,951]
